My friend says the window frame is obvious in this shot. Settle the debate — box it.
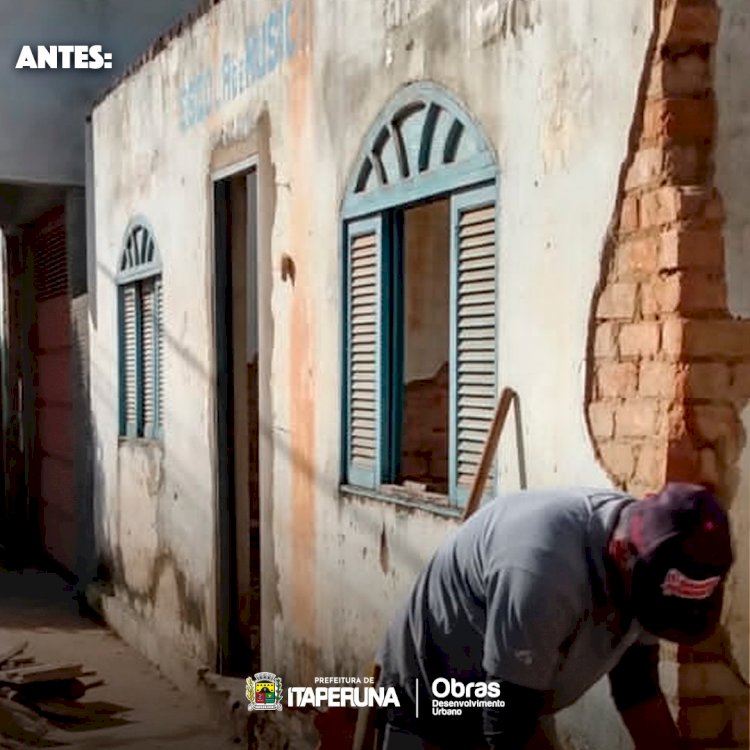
[116,218,163,441]
[340,83,499,508]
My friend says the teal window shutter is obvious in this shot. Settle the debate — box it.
[141,278,156,439]
[449,184,498,504]
[121,284,139,438]
[117,218,163,439]
[154,277,163,438]
[345,216,383,488]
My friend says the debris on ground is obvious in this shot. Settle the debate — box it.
[0,639,108,747]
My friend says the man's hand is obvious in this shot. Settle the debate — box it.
[619,693,684,750]
[609,642,685,750]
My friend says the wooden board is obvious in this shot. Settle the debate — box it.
[0,664,84,686]
[0,643,27,669]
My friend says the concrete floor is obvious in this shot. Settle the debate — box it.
[0,566,240,749]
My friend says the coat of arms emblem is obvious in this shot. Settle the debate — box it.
[246,672,283,711]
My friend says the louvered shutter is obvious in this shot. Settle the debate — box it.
[121,284,138,437]
[346,217,383,488]
[450,185,498,503]
[141,279,156,438]
[32,210,68,302]
[155,278,163,435]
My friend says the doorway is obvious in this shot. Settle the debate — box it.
[214,168,260,676]
[27,207,76,573]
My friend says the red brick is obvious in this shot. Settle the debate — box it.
[594,322,619,358]
[640,186,721,228]
[662,318,686,358]
[643,97,715,143]
[640,186,678,227]
[616,401,660,437]
[640,282,660,318]
[658,228,724,271]
[654,272,726,314]
[660,1,721,48]
[685,626,730,658]
[640,361,679,398]
[616,237,660,278]
[596,283,638,320]
[705,191,725,222]
[686,363,731,399]
[589,402,614,439]
[599,442,636,483]
[620,322,661,357]
[666,435,701,480]
[625,148,663,190]
[692,404,741,462]
[692,404,738,440]
[620,195,639,234]
[635,442,666,489]
[597,362,638,398]
[648,55,711,98]
[677,702,730,741]
[699,448,720,489]
[731,363,750,399]
[663,144,711,184]
[681,320,750,358]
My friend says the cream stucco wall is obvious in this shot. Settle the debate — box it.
[90,0,654,745]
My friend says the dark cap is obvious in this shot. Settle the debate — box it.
[627,482,734,643]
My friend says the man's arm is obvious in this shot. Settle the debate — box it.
[609,642,684,750]
[482,680,546,750]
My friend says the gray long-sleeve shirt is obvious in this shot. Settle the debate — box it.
[377,488,650,741]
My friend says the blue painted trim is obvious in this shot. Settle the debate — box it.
[443,119,464,163]
[144,278,162,441]
[339,219,349,485]
[117,215,163,440]
[418,103,440,172]
[448,199,459,501]
[342,157,496,218]
[341,81,497,211]
[345,215,383,489]
[449,182,498,506]
[388,210,404,482]
[340,81,501,502]
[117,286,126,436]
[116,216,162,284]
[117,264,161,285]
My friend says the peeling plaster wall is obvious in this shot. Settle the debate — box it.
[90,0,652,744]
[715,0,750,686]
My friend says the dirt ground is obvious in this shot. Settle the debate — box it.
[0,565,240,749]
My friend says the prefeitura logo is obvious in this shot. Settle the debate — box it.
[246,672,283,711]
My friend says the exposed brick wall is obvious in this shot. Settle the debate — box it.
[586,0,749,745]
[399,361,449,494]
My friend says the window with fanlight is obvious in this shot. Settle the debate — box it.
[341,83,499,506]
[117,219,163,440]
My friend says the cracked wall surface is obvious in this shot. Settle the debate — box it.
[88,0,750,746]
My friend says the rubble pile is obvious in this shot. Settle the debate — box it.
[0,639,104,748]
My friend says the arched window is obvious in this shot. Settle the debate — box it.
[342,83,498,505]
[117,218,163,440]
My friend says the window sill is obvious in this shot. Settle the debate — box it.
[118,436,163,448]
[339,484,463,520]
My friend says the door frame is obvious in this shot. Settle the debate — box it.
[211,155,259,675]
